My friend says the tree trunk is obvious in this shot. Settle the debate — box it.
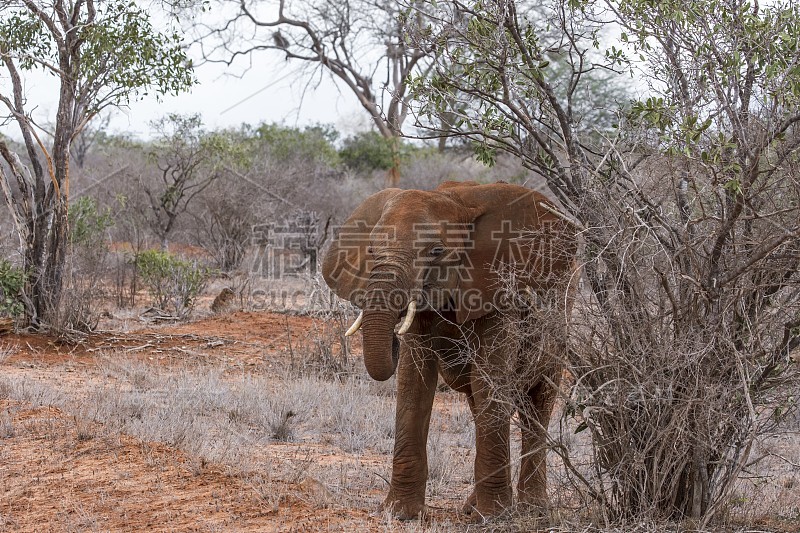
[21,74,75,328]
[386,135,401,188]
[24,191,68,328]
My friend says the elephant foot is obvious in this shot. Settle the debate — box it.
[517,490,549,514]
[460,490,477,516]
[380,497,428,521]
[460,489,512,523]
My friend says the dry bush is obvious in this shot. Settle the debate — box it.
[191,180,256,272]
[266,275,363,380]
[0,410,14,439]
[0,342,15,363]
[400,150,548,192]
[0,378,10,401]
[486,188,800,526]
[46,196,115,335]
[2,377,66,408]
[484,167,800,526]
[56,261,107,334]
[557,157,800,524]
[283,309,360,379]
[408,0,800,525]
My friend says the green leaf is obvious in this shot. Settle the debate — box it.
[724,178,742,195]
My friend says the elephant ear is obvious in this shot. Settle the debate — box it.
[442,182,577,323]
[322,188,402,308]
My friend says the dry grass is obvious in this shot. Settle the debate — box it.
[0,357,467,529]
[1,354,798,531]
[1,306,798,532]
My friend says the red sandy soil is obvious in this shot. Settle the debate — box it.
[2,312,320,369]
[2,311,797,532]
[0,401,372,532]
[0,312,396,532]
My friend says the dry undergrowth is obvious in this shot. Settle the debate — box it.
[0,310,798,531]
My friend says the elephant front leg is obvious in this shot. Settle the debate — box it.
[466,375,513,520]
[382,342,438,520]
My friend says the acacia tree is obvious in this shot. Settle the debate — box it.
[141,114,240,249]
[0,0,193,328]
[409,0,800,524]
[196,0,431,185]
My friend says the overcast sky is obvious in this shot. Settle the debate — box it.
[118,56,372,138]
[2,42,370,142]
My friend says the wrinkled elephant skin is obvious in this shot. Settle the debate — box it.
[322,181,577,521]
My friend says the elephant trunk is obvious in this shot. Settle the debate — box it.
[361,306,400,381]
[361,266,411,381]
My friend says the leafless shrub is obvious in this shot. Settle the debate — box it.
[190,177,257,272]
[5,377,66,408]
[0,410,14,438]
[0,342,15,364]
[99,196,150,311]
[73,415,99,442]
[110,251,139,310]
[491,215,800,526]
[269,409,297,442]
[280,277,361,380]
[50,196,115,335]
[54,281,103,336]
[0,379,10,401]
[102,359,157,390]
[283,313,358,379]
[553,163,800,524]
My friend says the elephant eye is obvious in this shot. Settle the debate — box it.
[430,245,445,257]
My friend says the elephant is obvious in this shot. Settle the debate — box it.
[321,181,577,521]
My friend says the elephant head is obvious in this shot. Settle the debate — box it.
[322,181,575,382]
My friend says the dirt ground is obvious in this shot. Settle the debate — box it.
[0,311,470,532]
[0,401,345,532]
[1,310,799,532]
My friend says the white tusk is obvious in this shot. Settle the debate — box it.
[345,311,363,337]
[396,301,417,335]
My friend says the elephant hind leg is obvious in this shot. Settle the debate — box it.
[517,377,559,511]
[469,377,513,519]
[459,386,479,517]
